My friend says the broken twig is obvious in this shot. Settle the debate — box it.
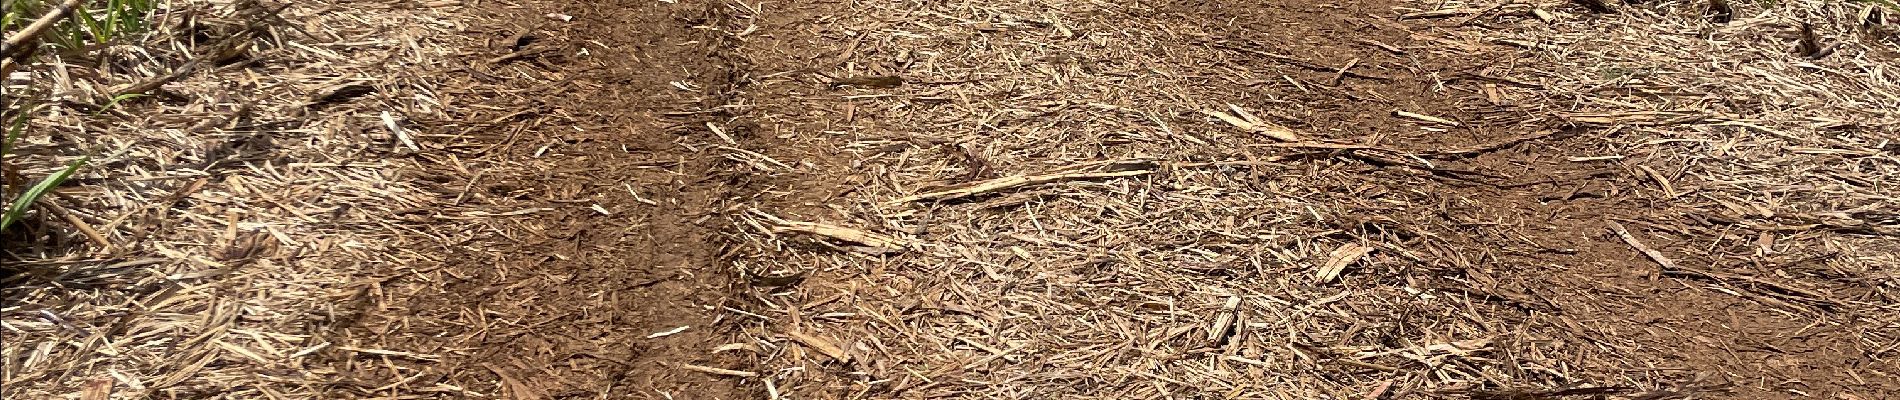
[895,159,1157,203]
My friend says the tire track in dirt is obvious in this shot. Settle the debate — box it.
[323,1,761,397]
[315,0,1894,397]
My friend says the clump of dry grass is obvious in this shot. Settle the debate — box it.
[2,0,465,397]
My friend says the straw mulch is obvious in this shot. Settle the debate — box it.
[714,0,1899,398]
[2,0,1895,398]
[2,0,463,397]
[1440,0,1899,252]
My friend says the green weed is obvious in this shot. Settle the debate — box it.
[2,0,157,231]
[4,0,158,51]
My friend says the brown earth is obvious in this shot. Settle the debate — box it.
[322,0,1895,398]
[319,0,758,398]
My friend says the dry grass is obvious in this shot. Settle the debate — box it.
[723,0,1547,396]
[1449,0,1900,237]
[2,0,1895,398]
[718,0,1900,398]
[2,0,463,397]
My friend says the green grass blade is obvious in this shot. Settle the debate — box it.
[1,157,88,231]
[2,109,30,156]
[2,7,19,31]
[106,0,125,38]
[92,93,146,117]
[75,6,107,42]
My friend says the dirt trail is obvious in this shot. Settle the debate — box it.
[322,0,1894,398]
[324,1,758,398]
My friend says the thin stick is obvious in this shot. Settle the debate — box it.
[679,363,758,377]
[1393,110,1461,126]
[40,199,111,250]
[769,219,909,252]
[894,160,1157,203]
[1606,221,1678,276]
[1,0,88,60]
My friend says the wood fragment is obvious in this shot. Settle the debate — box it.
[646,325,691,339]
[894,159,1157,203]
[768,219,909,252]
[1365,380,1396,400]
[786,331,852,362]
[1453,4,1510,26]
[308,82,376,107]
[1206,296,1242,344]
[1660,265,1837,306]
[1316,243,1373,283]
[1611,221,1840,304]
[1392,110,1461,126]
[1330,58,1359,86]
[111,33,255,97]
[1606,221,1677,276]
[1561,111,1705,126]
[1499,168,1616,188]
[1532,8,1559,23]
[40,199,111,250]
[1204,41,1393,81]
[1204,107,1302,141]
[679,363,759,377]
[713,343,760,353]
[1638,165,1680,198]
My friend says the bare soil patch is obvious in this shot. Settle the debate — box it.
[325,0,761,398]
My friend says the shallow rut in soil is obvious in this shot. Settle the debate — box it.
[326,0,1895,398]
[325,1,761,398]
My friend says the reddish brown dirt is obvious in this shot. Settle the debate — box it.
[319,1,759,398]
[724,0,1892,398]
[1163,2,1897,398]
[321,0,1894,398]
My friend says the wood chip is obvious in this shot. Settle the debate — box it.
[1203,106,1302,142]
[679,363,759,377]
[1393,110,1461,126]
[785,330,851,362]
[1316,243,1374,283]
[1638,165,1680,198]
[1606,221,1678,276]
[646,325,691,339]
[767,219,909,252]
[1206,296,1242,343]
[893,159,1157,203]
